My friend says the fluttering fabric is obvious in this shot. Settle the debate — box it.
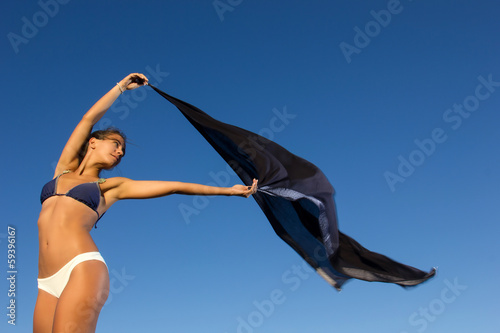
[149,85,435,290]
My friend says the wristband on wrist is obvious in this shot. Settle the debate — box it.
[116,83,124,94]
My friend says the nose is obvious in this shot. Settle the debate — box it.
[116,146,124,156]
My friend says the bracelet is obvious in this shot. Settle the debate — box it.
[116,83,124,94]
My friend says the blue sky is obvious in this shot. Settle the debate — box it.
[1,0,500,332]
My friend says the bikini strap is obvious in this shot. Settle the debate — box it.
[52,170,71,195]
[55,170,71,179]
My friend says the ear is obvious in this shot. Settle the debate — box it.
[89,137,97,149]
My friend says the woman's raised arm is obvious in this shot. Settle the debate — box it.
[54,73,148,176]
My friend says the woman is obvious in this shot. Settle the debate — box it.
[33,73,258,333]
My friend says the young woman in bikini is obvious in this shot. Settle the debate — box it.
[33,73,258,333]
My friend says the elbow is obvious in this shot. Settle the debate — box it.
[81,115,97,127]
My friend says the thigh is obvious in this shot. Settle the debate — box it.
[33,289,58,333]
[52,260,109,333]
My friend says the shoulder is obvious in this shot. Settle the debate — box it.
[100,177,134,204]
[53,165,74,178]
[54,161,80,177]
[104,176,131,182]
[100,176,132,189]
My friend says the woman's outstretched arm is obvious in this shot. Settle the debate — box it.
[54,73,148,176]
[106,178,258,202]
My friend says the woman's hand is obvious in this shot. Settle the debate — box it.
[118,73,149,91]
[230,179,258,198]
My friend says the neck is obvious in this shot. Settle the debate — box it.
[75,156,102,178]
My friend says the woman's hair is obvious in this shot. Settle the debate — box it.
[78,127,127,164]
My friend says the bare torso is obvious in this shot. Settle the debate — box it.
[37,190,106,278]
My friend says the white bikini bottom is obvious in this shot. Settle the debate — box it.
[37,252,107,298]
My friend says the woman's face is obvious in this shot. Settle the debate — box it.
[92,134,126,168]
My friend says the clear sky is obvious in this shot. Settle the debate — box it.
[1,1,499,332]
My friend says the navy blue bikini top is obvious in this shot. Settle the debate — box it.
[40,170,106,227]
